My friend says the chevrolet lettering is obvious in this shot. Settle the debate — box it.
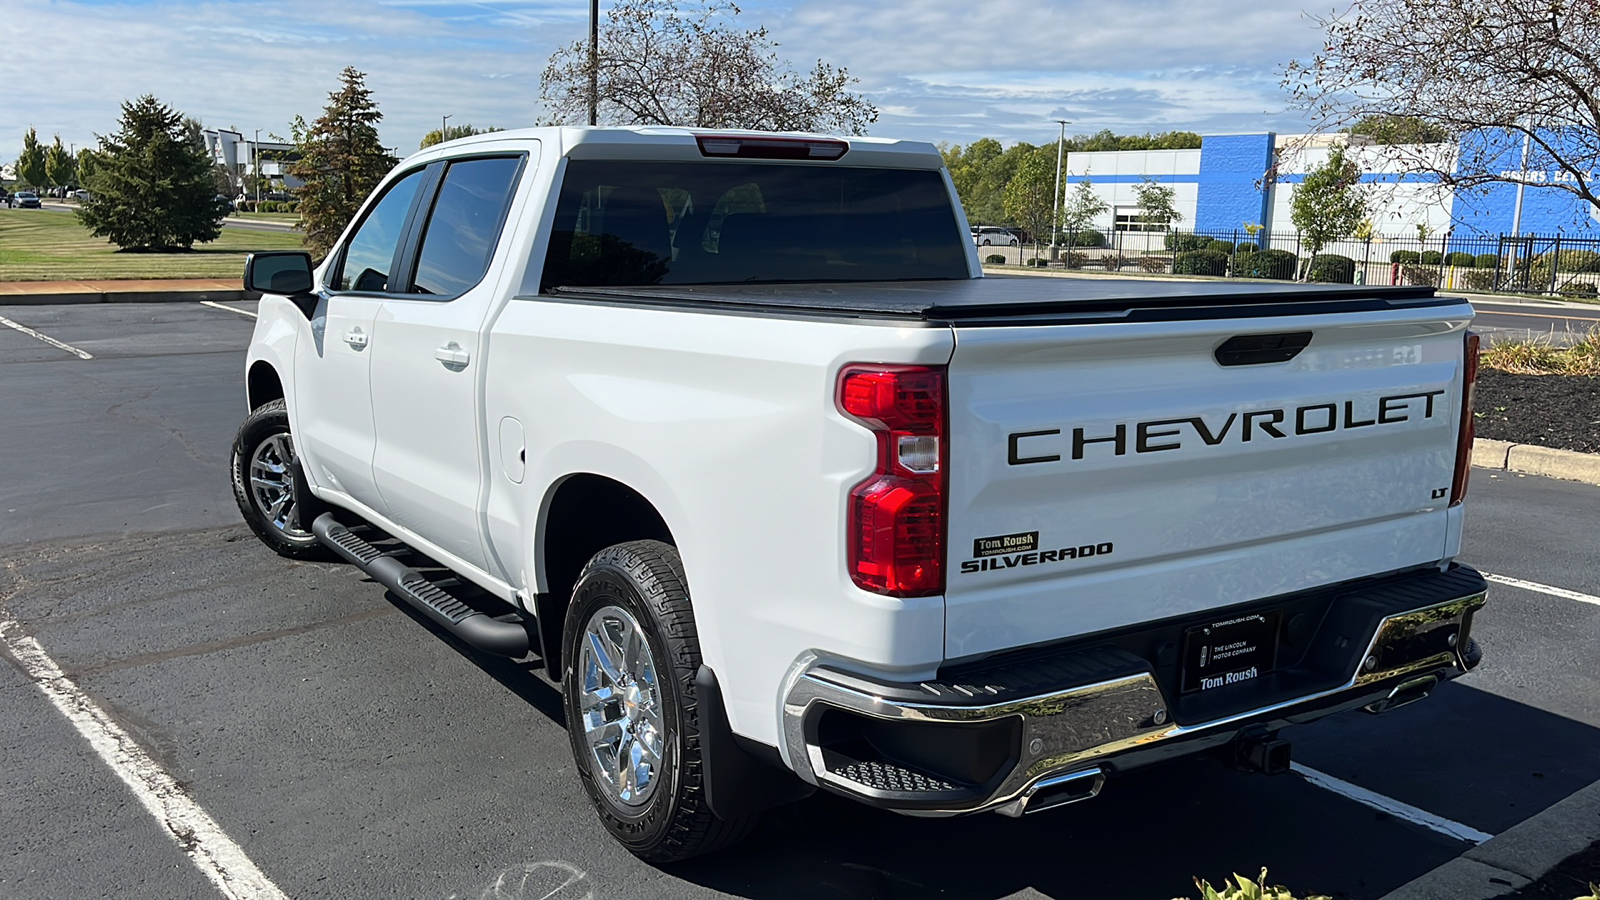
[231,125,1488,863]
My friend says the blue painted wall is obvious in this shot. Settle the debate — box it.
[1448,129,1600,237]
[1194,133,1274,233]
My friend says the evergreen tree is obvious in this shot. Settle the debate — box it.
[17,128,46,189]
[45,135,75,192]
[76,96,225,250]
[290,67,396,256]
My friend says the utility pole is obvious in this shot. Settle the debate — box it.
[442,114,452,145]
[1508,127,1533,284]
[588,0,600,126]
[1050,120,1069,260]
[253,128,261,204]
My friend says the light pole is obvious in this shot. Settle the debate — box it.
[587,0,600,126]
[441,114,453,145]
[1050,120,1069,260]
[253,129,261,204]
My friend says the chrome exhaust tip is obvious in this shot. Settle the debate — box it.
[1364,674,1439,714]
[994,768,1104,818]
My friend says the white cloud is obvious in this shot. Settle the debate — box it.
[0,0,1324,164]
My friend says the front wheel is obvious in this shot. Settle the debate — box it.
[563,540,756,862]
[230,399,328,559]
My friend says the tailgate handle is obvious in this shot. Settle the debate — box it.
[1215,332,1313,366]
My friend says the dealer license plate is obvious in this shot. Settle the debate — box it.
[1181,610,1281,693]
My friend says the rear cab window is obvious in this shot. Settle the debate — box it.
[537,161,968,290]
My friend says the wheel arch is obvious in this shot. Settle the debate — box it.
[247,360,285,412]
[533,472,676,679]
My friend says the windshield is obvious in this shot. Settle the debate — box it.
[537,160,968,290]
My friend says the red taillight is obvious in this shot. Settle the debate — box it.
[1450,331,1480,507]
[838,365,946,597]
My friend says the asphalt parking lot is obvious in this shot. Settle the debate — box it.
[2,301,1598,900]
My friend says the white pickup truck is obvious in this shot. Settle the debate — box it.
[232,126,1488,862]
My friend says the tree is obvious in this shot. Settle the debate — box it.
[76,96,224,250]
[1002,148,1056,257]
[1345,115,1450,146]
[1286,0,1600,215]
[540,0,877,134]
[1060,177,1109,242]
[76,148,98,185]
[1289,147,1368,279]
[289,67,397,256]
[1132,177,1182,232]
[17,128,46,189]
[419,124,504,149]
[45,135,75,192]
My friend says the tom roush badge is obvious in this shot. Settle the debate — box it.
[1182,611,1281,693]
[960,531,1113,574]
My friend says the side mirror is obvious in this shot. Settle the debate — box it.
[244,251,318,318]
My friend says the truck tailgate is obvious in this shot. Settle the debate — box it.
[944,303,1474,660]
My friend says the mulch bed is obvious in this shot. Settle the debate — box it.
[1474,369,1600,454]
[1499,840,1600,899]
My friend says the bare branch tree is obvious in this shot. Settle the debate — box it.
[540,0,877,135]
[1285,0,1600,217]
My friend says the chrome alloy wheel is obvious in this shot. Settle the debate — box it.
[578,604,665,809]
[248,433,309,539]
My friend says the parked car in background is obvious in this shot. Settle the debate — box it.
[14,191,41,209]
[972,226,1018,246]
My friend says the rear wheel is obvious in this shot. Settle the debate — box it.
[230,399,328,559]
[562,540,756,862]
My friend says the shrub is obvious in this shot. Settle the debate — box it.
[1099,254,1125,271]
[1063,251,1088,268]
[1236,241,1259,253]
[1462,269,1498,291]
[1306,253,1356,284]
[1400,264,1440,286]
[1138,255,1169,273]
[1475,253,1500,269]
[1554,248,1600,273]
[1390,250,1420,265]
[1064,229,1105,248]
[284,201,299,214]
[1419,250,1443,266]
[1207,239,1236,255]
[1559,280,1599,299]
[1164,233,1211,253]
[1445,251,1476,267]
[1234,249,1297,280]
[1172,249,1230,276]
[1026,257,1050,267]
[984,254,1006,265]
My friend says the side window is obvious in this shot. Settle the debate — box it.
[410,157,523,297]
[335,169,425,293]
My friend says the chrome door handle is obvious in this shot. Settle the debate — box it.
[435,342,470,367]
[343,327,368,349]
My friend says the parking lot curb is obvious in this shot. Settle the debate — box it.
[1473,438,1600,487]
[1379,778,1600,900]
[0,284,252,306]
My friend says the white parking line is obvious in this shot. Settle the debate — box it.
[200,300,257,319]
[1292,763,1494,844]
[0,313,93,359]
[0,619,289,900]
[1484,573,1600,607]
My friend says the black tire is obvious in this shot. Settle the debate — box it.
[230,399,330,559]
[562,540,757,863]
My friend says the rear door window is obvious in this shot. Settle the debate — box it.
[409,156,524,298]
[538,161,967,290]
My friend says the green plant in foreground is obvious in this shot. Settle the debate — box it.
[1184,868,1330,900]
[1572,884,1600,900]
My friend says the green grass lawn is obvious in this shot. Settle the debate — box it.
[0,209,305,281]
[231,212,301,224]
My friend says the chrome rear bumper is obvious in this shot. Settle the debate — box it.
[781,567,1487,817]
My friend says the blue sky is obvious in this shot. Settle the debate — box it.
[2,0,1327,164]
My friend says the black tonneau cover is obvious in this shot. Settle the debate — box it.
[546,276,1456,325]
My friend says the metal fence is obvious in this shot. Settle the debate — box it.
[1027,228,1600,299]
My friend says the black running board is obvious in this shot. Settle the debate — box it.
[311,513,530,658]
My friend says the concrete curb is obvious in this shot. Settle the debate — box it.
[1472,438,1600,487]
[0,289,253,305]
[1379,778,1600,900]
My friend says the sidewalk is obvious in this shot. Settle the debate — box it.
[0,278,248,305]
